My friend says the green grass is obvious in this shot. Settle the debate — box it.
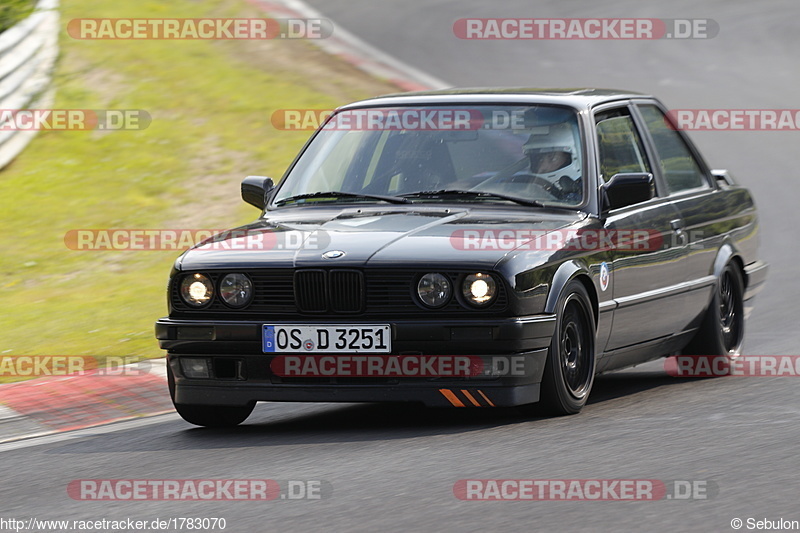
[0,0,392,381]
[0,0,34,33]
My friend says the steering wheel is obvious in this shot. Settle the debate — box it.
[499,172,565,201]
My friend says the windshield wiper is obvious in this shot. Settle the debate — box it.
[275,191,410,206]
[399,189,544,208]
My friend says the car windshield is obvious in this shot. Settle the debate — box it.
[273,105,584,208]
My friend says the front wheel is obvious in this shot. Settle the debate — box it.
[173,403,255,428]
[168,364,254,427]
[538,280,597,415]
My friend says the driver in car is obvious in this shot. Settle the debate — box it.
[517,122,583,203]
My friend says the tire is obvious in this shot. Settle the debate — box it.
[168,364,254,427]
[537,280,597,415]
[684,262,745,361]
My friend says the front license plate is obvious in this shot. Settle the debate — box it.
[263,324,391,353]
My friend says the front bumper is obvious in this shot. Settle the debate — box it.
[156,316,556,407]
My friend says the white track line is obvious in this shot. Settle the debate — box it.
[275,0,451,90]
[0,411,180,452]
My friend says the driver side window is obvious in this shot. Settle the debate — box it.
[595,109,650,183]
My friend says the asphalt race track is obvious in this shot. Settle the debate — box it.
[2,1,799,531]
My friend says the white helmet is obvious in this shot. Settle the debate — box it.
[521,122,581,182]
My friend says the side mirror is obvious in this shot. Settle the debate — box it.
[710,168,735,187]
[601,172,655,212]
[241,176,275,210]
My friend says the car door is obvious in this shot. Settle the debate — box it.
[594,104,689,366]
[633,102,722,331]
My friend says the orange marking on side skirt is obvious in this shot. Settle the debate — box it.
[439,388,465,407]
[461,389,482,407]
[477,390,495,407]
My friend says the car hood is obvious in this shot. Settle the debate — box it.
[176,206,584,270]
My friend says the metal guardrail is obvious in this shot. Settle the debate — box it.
[0,0,59,170]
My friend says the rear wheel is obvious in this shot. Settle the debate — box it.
[168,364,254,427]
[684,262,745,364]
[537,280,597,415]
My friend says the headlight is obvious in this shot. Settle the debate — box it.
[180,273,214,307]
[417,273,452,308]
[462,273,497,307]
[219,273,253,308]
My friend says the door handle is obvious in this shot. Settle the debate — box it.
[670,219,687,245]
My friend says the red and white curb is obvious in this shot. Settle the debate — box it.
[0,358,173,443]
[245,0,451,91]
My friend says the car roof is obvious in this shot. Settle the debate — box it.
[338,88,653,111]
